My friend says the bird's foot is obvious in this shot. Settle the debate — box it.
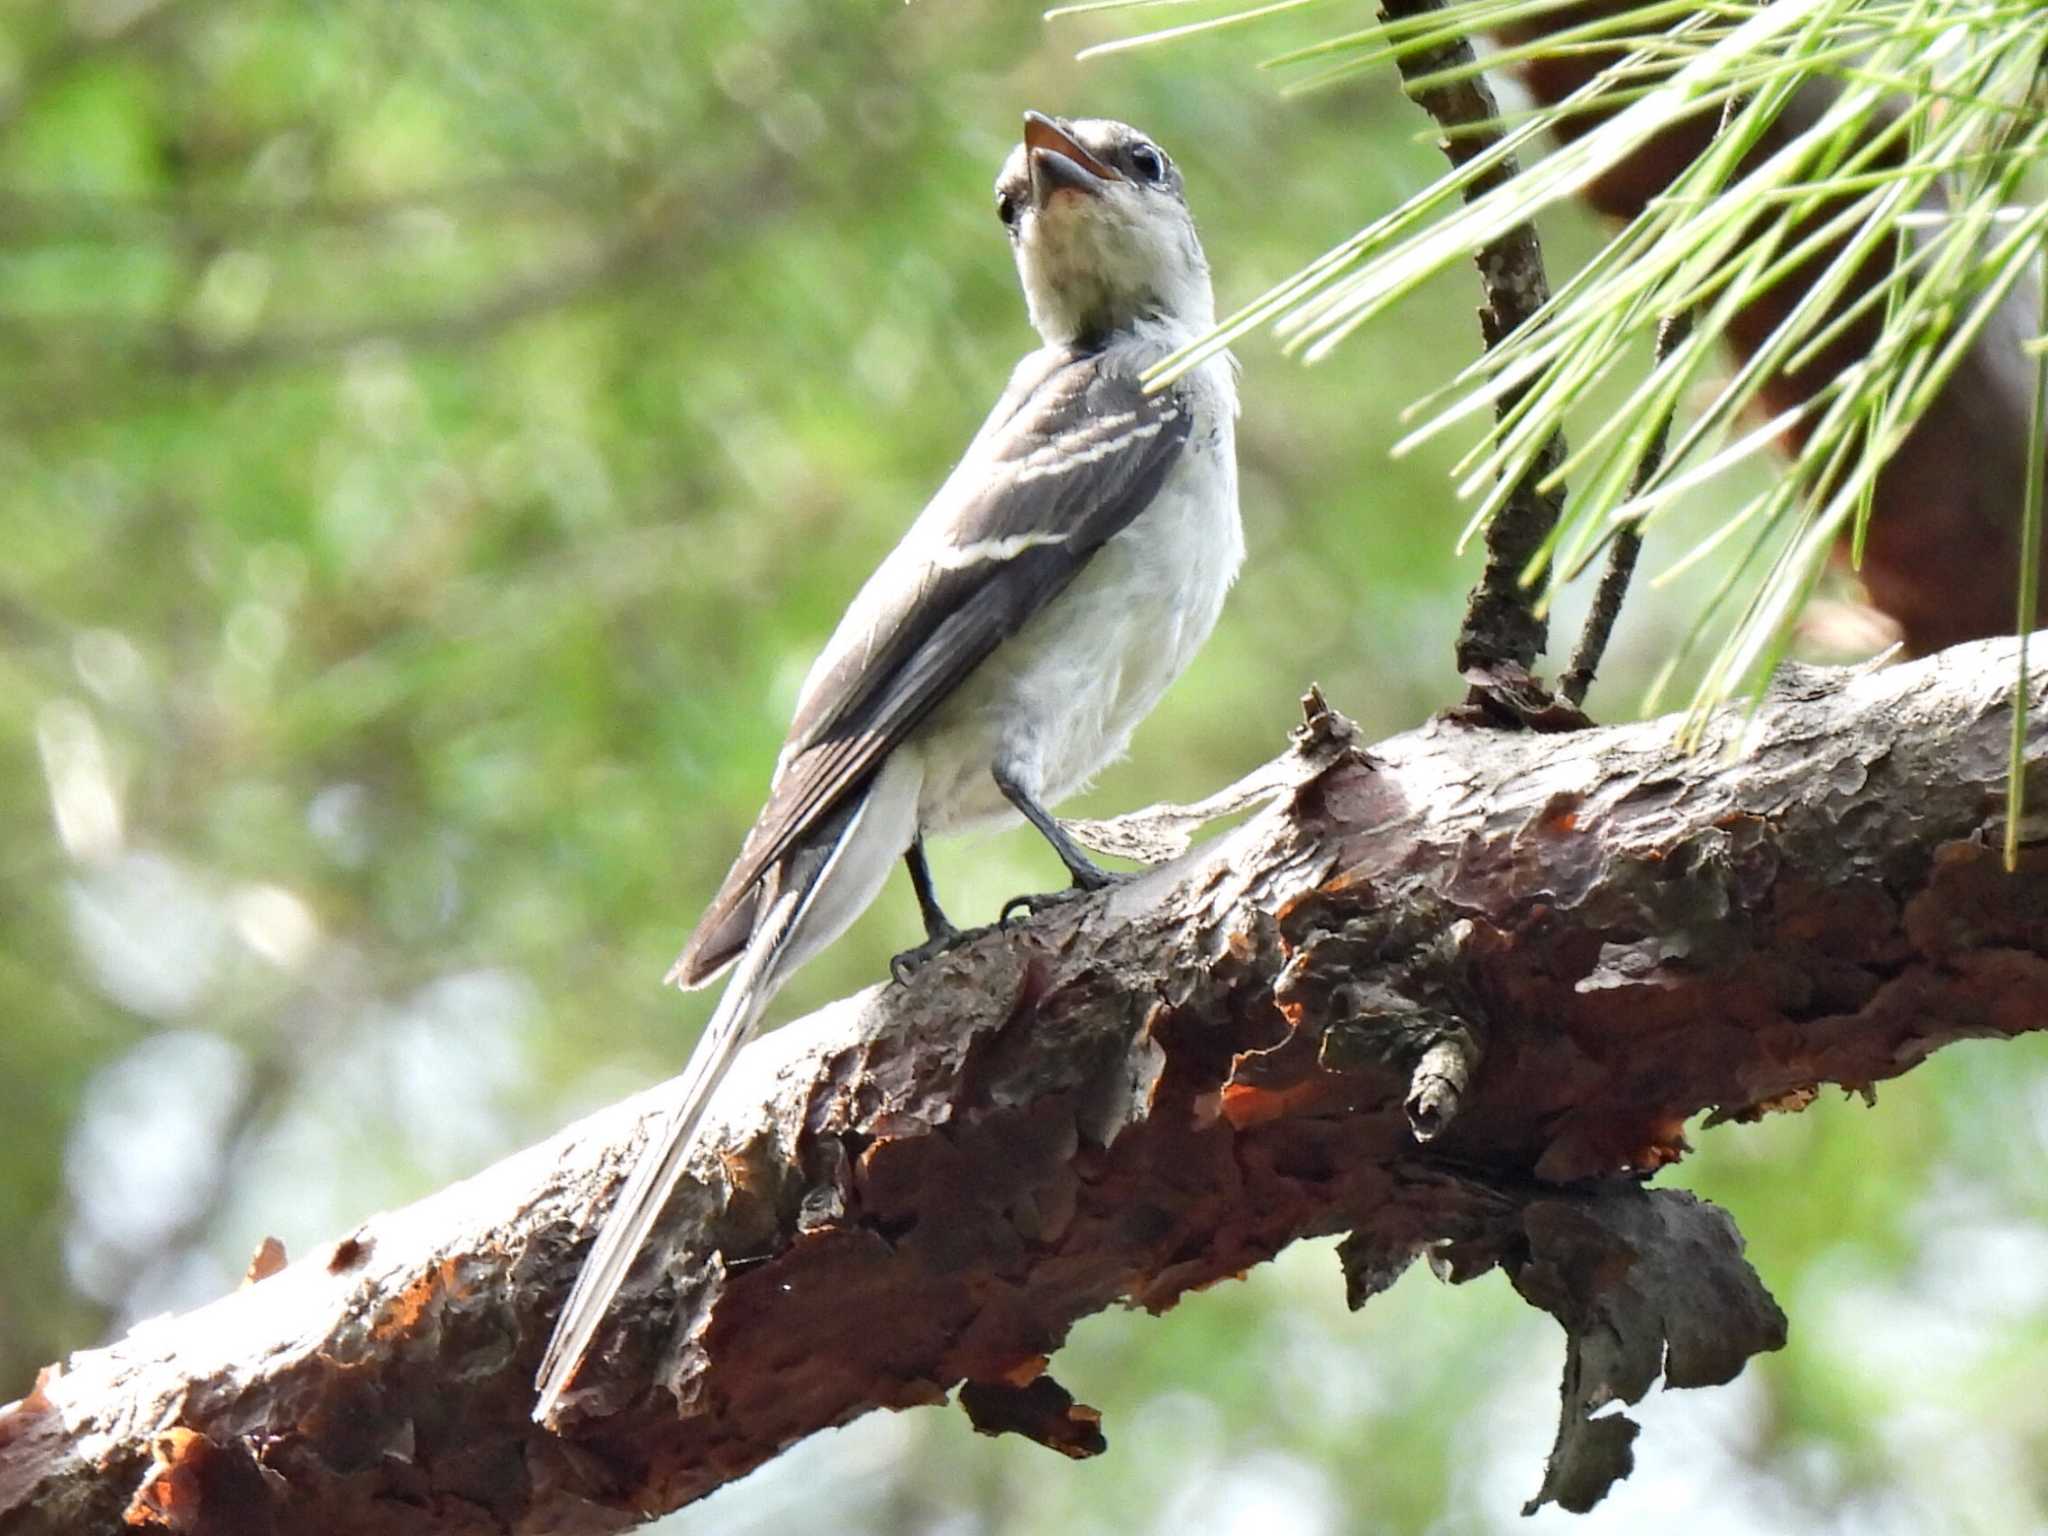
[999,867,1136,928]
[891,920,986,984]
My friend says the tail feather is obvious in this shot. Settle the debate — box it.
[532,888,795,1422]
[533,752,921,1425]
[672,816,782,988]
[666,884,758,990]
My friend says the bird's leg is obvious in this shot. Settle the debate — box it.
[905,836,959,944]
[890,837,971,983]
[992,763,1133,925]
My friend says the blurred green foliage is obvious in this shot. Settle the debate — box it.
[2,2,2045,1533]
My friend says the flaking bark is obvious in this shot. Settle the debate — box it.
[5,635,2048,1534]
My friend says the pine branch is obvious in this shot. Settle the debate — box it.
[5,636,2048,1533]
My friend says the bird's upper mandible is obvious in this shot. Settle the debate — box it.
[995,113,1214,350]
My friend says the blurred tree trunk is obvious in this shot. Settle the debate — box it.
[4,635,2046,1534]
[1504,0,2041,655]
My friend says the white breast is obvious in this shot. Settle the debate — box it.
[914,352,1243,835]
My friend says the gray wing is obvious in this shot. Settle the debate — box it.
[671,348,1192,986]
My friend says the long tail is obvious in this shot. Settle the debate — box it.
[530,886,798,1422]
[532,751,919,1424]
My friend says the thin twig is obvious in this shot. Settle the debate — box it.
[1380,0,1566,693]
[1560,92,1749,710]
[1560,309,1693,706]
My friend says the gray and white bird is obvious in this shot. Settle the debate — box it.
[533,112,1241,1422]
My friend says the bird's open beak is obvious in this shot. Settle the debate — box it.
[1024,111,1119,207]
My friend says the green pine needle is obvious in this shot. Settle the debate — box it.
[1074,0,2048,732]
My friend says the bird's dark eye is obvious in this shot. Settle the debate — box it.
[1130,143,1166,183]
[997,190,1020,228]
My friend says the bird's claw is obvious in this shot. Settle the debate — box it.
[1000,889,1070,927]
[890,922,979,984]
[999,868,1134,928]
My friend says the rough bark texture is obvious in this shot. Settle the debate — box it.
[1502,1,2042,657]
[5,636,2048,1534]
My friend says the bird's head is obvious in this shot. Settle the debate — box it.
[995,113,1213,350]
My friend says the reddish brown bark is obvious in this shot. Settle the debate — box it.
[3,637,2045,1534]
